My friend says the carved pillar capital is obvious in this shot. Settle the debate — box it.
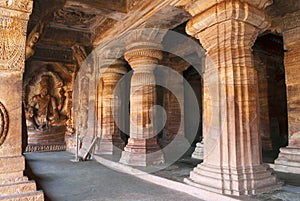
[96,45,125,68]
[124,46,163,72]
[100,59,127,76]
[183,0,272,17]
[185,0,271,51]
[0,0,33,72]
[123,28,165,71]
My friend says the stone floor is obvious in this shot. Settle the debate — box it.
[150,157,300,201]
[94,153,300,201]
[24,151,300,201]
[24,151,202,201]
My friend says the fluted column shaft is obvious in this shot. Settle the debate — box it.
[275,10,300,174]
[119,41,165,166]
[183,0,280,195]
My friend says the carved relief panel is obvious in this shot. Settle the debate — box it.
[23,62,75,152]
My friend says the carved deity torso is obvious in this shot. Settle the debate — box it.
[29,84,59,129]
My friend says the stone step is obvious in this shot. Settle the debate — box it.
[0,181,37,196]
[0,190,44,201]
[0,176,28,185]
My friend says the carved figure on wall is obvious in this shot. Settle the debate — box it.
[65,90,75,135]
[25,22,44,60]
[24,66,67,131]
[27,75,59,130]
[79,77,89,130]
[57,87,66,111]
[23,64,72,152]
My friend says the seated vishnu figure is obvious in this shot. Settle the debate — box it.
[27,76,59,130]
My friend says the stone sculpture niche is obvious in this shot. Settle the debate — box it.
[24,68,67,152]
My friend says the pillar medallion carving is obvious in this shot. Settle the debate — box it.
[183,0,281,195]
[0,101,9,146]
[119,30,165,166]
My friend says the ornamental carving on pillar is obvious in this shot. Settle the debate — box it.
[0,0,33,13]
[0,101,9,146]
[0,16,27,71]
[0,0,33,72]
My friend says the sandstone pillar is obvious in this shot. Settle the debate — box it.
[0,1,43,199]
[254,51,273,151]
[119,32,165,166]
[159,58,192,160]
[183,0,280,195]
[162,59,189,147]
[274,11,300,174]
[97,60,127,155]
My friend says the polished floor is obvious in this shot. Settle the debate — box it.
[24,151,202,201]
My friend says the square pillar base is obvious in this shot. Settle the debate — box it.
[119,150,164,166]
[95,139,124,156]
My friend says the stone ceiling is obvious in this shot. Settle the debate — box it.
[27,0,191,64]
[27,0,129,63]
[26,0,300,65]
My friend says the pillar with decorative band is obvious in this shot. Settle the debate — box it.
[119,35,165,166]
[97,59,127,155]
[183,0,281,195]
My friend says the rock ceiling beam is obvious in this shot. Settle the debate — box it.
[92,0,183,47]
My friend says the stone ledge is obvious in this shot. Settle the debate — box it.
[0,181,36,196]
[93,155,247,201]
[0,190,44,201]
[0,176,28,185]
[0,156,24,174]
